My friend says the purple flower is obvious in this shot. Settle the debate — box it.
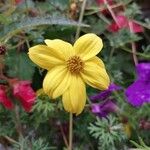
[125,63,150,107]
[91,100,118,118]
[136,63,150,81]
[90,83,122,101]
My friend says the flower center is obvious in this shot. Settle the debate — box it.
[67,56,84,74]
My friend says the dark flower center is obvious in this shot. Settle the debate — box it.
[67,56,84,74]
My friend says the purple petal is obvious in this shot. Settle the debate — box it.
[90,83,122,101]
[109,83,122,91]
[91,100,118,118]
[90,90,111,101]
[91,104,101,113]
[136,63,150,81]
[125,80,150,107]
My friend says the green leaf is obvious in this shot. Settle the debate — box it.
[107,29,142,48]
[0,14,11,25]
[5,50,35,80]
[0,16,89,42]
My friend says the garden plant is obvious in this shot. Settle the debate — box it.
[0,0,150,150]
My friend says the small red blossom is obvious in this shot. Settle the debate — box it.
[0,86,14,110]
[15,0,24,5]
[13,81,36,112]
[129,20,144,33]
[108,15,143,33]
[96,0,114,15]
[96,0,113,5]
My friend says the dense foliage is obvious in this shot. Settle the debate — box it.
[0,0,150,149]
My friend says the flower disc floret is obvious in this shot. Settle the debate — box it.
[67,56,84,74]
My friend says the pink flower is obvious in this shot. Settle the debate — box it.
[108,15,143,33]
[13,81,36,112]
[0,86,14,110]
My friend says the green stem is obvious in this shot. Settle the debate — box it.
[68,113,73,150]
[121,46,150,59]
[59,123,69,148]
[14,105,23,139]
[128,21,138,65]
[86,95,92,105]
[75,0,87,40]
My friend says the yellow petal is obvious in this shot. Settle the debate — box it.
[43,65,69,98]
[52,71,71,99]
[62,75,86,115]
[86,56,105,68]
[45,39,74,60]
[81,57,110,90]
[28,45,64,70]
[73,33,103,61]
[62,89,73,113]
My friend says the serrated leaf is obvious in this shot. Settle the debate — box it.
[0,16,89,42]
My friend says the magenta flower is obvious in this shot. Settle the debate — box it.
[13,81,36,112]
[0,86,14,110]
[91,99,118,118]
[125,63,150,107]
[108,15,143,33]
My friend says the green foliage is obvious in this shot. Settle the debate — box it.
[0,16,89,43]
[12,137,55,150]
[125,3,142,18]
[31,95,56,128]
[0,107,15,137]
[88,116,127,150]
[5,50,35,80]
[107,29,142,48]
[130,137,150,150]
[0,0,150,149]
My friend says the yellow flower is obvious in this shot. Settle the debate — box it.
[28,33,110,115]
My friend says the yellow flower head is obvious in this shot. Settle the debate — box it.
[28,33,110,115]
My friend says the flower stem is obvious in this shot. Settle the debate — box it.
[14,105,23,139]
[59,123,69,148]
[128,21,138,65]
[68,113,73,150]
[103,0,120,28]
[75,0,87,40]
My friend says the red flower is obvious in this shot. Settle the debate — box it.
[129,20,144,33]
[0,86,14,110]
[96,0,114,14]
[108,15,143,33]
[13,81,36,112]
[15,0,24,5]
[96,0,113,5]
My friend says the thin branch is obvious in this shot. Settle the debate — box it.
[75,0,87,40]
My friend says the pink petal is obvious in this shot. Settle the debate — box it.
[13,80,36,112]
[116,15,128,28]
[107,15,128,32]
[129,21,144,33]
[96,0,113,5]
